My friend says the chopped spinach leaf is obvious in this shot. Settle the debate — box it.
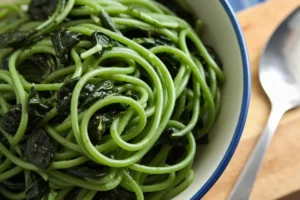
[156,127,188,147]
[28,87,50,116]
[20,129,54,170]
[56,77,80,114]
[99,9,121,34]
[156,53,180,78]
[91,31,119,57]
[28,0,59,21]
[128,31,179,78]
[120,90,139,110]
[66,164,109,178]
[18,54,57,83]
[133,36,173,49]
[25,172,50,200]
[27,87,51,131]
[1,104,22,135]
[51,29,82,64]
[88,112,114,144]
[123,27,173,45]
[166,146,186,165]
[122,27,155,39]
[0,87,51,135]
[81,80,118,108]
[0,31,32,48]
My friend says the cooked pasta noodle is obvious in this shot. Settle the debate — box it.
[0,0,224,199]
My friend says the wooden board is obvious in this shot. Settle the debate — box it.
[203,0,300,200]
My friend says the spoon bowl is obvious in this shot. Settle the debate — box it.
[229,7,300,200]
[260,7,300,109]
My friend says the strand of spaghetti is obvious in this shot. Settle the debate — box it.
[21,81,63,91]
[48,190,57,200]
[0,73,20,103]
[75,0,103,11]
[169,163,193,189]
[0,4,25,18]
[0,159,12,174]
[140,164,193,200]
[17,45,56,64]
[54,112,85,133]
[69,24,176,157]
[208,67,218,98]
[0,142,89,170]
[48,170,122,191]
[172,89,187,120]
[137,145,172,184]
[42,66,76,84]
[0,84,14,92]
[49,156,88,169]
[36,0,74,32]
[114,0,164,13]
[187,31,225,82]
[85,168,118,184]
[0,9,11,20]
[0,0,225,199]
[76,188,89,200]
[45,125,82,152]
[0,185,26,200]
[80,96,147,166]
[130,121,196,174]
[112,18,178,42]
[70,6,126,16]
[122,170,144,200]
[0,94,9,113]
[0,166,23,182]
[70,62,163,159]
[54,151,80,161]
[172,74,201,137]
[163,170,194,199]
[140,172,175,192]
[71,48,84,78]
[7,50,28,145]
[0,17,29,34]
[83,190,97,200]
[150,45,216,135]
[38,108,58,128]
[48,177,74,188]
[55,187,73,200]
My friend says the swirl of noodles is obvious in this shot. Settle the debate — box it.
[0,0,224,199]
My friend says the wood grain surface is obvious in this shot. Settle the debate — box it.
[203,0,300,200]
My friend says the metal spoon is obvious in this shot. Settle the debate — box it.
[228,7,300,200]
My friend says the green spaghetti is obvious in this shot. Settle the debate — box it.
[0,0,225,199]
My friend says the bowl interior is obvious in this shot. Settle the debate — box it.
[173,0,249,199]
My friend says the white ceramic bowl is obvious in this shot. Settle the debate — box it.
[173,1,251,199]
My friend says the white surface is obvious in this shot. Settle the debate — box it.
[173,0,245,199]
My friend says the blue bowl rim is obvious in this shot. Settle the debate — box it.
[191,0,251,199]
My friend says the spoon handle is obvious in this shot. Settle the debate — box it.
[228,106,285,200]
